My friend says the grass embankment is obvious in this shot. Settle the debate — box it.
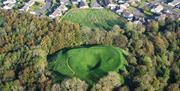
[48,46,127,84]
[61,9,126,30]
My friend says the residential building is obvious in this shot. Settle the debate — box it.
[49,4,68,18]
[27,1,35,6]
[19,5,30,11]
[32,0,45,3]
[3,0,16,5]
[42,0,51,11]
[78,1,89,8]
[19,1,35,11]
[30,10,41,15]
[72,0,78,4]
[175,3,180,9]
[168,0,180,7]
[117,0,126,4]
[108,3,117,10]
[151,4,163,13]
[91,0,103,9]
[115,9,123,15]
[3,3,15,9]
[104,0,110,6]
[119,3,129,10]
[60,0,71,6]
[122,11,134,21]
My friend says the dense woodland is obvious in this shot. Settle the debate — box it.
[0,10,179,91]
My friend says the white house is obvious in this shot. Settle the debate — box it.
[122,11,134,21]
[3,0,16,5]
[3,4,15,9]
[60,0,71,6]
[117,0,126,4]
[151,5,163,13]
[119,3,129,10]
[72,0,78,4]
[115,9,123,15]
[19,5,30,11]
[49,4,68,18]
[107,4,117,10]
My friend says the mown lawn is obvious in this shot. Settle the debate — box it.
[48,46,127,84]
[61,9,126,30]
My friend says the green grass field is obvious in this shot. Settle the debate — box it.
[61,9,126,30]
[48,46,127,84]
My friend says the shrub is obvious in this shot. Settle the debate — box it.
[61,77,88,91]
[91,72,123,91]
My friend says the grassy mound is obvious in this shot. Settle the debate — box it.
[61,9,126,30]
[48,46,127,83]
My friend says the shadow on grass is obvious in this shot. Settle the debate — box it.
[47,44,102,62]
[93,17,126,31]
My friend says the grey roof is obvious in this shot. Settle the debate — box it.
[42,1,51,11]
[78,1,86,7]
[45,0,51,2]
[132,9,143,16]
[72,0,78,2]
[60,0,70,3]
[104,0,110,6]
[91,0,101,7]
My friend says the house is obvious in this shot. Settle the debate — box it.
[107,4,117,10]
[3,3,15,9]
[109,0,115,4]
[60,0,71,6]
[49,4,68,18]
[133,20,142,25]
[122,11,134,21]
[30,10,41,15]
[131,8,143,18]
[60,4,68,13]
[117,0,126,4]
[119,3,129,10]
[103,0,110,6]
[49,10,62,18]
[72,0,78,4]
[91,0,103,9]
[168,0,180,7]
[128,0,141,4]
[78,0,89,8]
[31,0,45,3]
[19,1,35,11]
[26,1,35,6]
[151,4,163,13]
[19,5,30,11]
[175,3,180,9]
[162,9,172,14]
[42,0,51,11]
[115,9,123,15]
[3,0,16,5]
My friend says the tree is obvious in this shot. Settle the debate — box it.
[51,84,61,91]
[112,25,122,34]
[118,85,129,91]
[0,16,4,27]
[149,20,159,32]
[61,77,88,91]
[91,72,123,91]
[166,83,180,91]
[125,22,133,32]
[113,34,128,48]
